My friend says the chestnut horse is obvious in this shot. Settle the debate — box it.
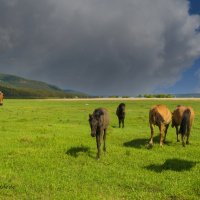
[172,105,195,147]
[89,108,109,159]
[149,105,171,147]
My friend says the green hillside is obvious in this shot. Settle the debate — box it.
[0,74,88,98]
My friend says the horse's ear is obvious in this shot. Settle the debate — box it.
[89,114,92,119]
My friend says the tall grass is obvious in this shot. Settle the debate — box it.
[0,99,199,199]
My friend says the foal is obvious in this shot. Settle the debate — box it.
[89,108,109,159]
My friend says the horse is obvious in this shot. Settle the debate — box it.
[149,104,171,147]
[89,108,109,159]
[0,92,3,105]
[116,103,125,128]
[172,105,195,147]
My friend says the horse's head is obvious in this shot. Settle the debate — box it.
[89,110,104,137]
[89,114,98,137]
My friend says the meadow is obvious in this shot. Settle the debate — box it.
[0,99,200,200]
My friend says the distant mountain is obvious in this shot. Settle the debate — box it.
[64,89,90,96]
[174,93,200,98]
[0,74,88,98]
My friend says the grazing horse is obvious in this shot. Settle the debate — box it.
[149,105,171,147]
[116,103,125,128]
[89,108,109,159]
[0,92,3,105]
[172,105,195,147]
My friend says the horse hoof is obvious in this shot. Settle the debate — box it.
[147,143,153,149]
[186,141,189,145]
[177,140,180,142]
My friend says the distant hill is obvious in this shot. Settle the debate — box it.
[174,93,200,98]
[64,89,89,97]
[0,74,88,98]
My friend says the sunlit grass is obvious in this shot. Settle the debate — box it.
[0,99,200,199]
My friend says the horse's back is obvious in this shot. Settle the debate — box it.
[173,106,194,125]
[172,106,186,125]
[150,105,171,125]
[102,108,110,127]
[119,103,125,109]
[116,103,125,117]
[94,108,109,128]
[187,106,195,125]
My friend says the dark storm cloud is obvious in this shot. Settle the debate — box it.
[0,0,200,95]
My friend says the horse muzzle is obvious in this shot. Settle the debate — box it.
[91,132,96,137]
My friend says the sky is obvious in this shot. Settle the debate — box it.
[0,0,200,96]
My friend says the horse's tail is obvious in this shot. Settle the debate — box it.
[179,109,191,135]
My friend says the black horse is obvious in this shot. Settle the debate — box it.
[89,108,109,159]
[116,103,125,128]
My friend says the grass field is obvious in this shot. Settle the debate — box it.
[0,99,200,200]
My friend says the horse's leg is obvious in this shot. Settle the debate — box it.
[103,129,106,152]
[181,134,185,147]
[149,123,154,146]
[96,134,101,159]
[176,126,180,142]
[186,128,191,145]
[186,134,190,145]
[119,118,121,128]
[163,124,169,143]
[159,124,165,147]
[122,118,124,128]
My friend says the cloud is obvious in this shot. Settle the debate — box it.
[0,0,200,95]
[194,66,200,91]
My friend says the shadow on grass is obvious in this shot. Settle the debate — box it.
[145,158,197,172]
[66,146,95,159]
[123,138,148,149]
[66,146,89,157]
[112,125,118,128]
[123,135,172,149]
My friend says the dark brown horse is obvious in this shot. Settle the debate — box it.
[89,108,109,159]
[0,92,3,106]
[172,105,195,147]
[116,103,125,128]
[149,105,172,147]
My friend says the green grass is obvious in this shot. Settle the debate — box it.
[0,99,200,200]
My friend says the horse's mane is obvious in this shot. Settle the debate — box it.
[94,109,104,119]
